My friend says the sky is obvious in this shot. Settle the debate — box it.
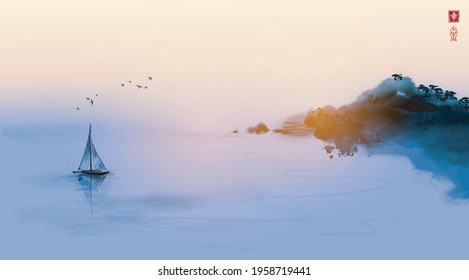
[0,0,468,131]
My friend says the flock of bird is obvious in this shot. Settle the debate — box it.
[120,76,152,90]
[75,76,152,111]
[76,94,99,111]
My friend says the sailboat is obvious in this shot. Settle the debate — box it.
[73,124,110,175]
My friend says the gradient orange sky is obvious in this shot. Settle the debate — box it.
[0,0,467,130]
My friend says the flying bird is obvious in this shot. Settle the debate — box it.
[95,94,98,97]
[136,85,143,89]
[148,76,152,80]
[76,107,80,110]
[121,83,125,87]
[86,97,90,101]
[144,86,148,89]
[128,81,132,83]
[90,99,94,106]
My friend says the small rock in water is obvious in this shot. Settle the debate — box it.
[325,145,335,154]
[247,122,270,134]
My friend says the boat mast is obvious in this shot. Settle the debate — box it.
[89,123,92,171]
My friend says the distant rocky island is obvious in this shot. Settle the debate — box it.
[266,75,469,198]
[247,122,270,134]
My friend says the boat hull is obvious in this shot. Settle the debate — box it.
[73,170,110,175]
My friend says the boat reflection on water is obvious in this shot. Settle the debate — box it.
[76,174,107,216]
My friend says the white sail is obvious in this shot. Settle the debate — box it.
[75,124,109,174]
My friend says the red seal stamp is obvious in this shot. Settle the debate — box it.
[450,26,458,41]
[449,10,460,23]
